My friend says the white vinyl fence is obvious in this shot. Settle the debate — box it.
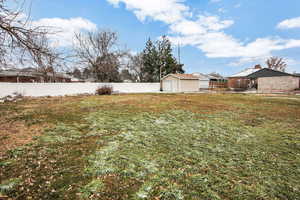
[0,83,160,98]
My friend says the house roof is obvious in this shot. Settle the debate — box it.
[0,69,71,79]
[229,68,261,78]
[192,72,226,80]
[0,70,40,77]
[192,73,210,80]
[294,73,300,77]
[247,68,295,79]
[163,74,200,80]
[206,74,227,80]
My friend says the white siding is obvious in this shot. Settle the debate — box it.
[199,80,209,89]
[162,76,180,92]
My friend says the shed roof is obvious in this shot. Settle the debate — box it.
[163,74,200,80]
[247,68,295,79]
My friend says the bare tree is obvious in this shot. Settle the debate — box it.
[73,30,126,82]
[266,57,287,72]
[27,33,66,82]
[126,53,146,82]
[0,0,53,68]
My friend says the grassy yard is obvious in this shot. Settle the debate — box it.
[0,94,300,200]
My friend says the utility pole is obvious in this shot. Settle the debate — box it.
[178,42,181,65]
[160,65,163,91]
[160,47,166,92]
[160,53,165,92]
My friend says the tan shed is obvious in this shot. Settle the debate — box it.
[162,74,199,92]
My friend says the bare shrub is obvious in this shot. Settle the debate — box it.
[95,85,113,95]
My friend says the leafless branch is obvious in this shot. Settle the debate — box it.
[266,57,287,72]
[73,30,126,82]
[0,0,52,68]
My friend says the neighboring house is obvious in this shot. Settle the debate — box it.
[63,74,84,82]
[53,73,72,83]
[123,79,133,83]
[84,77,97,83]
[247,68,300,93]
[228,65,262,89]
[69,77,84,82]
[206,74,228,89]
[0,68,42,83]
[192,73,227,89]
[294,73,300,78]
[0,68,71,83]
[162,74,199,92]
[192,73,210,89]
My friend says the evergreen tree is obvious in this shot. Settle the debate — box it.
[142,38,160,82]
[141,36,184,82]
[158,36,184,78]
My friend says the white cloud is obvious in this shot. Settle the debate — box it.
[218,8,227,13]
[107,0,300,66]
[277,17,300,29]
[31,17,97,47]
[107,0,190,24]
[210,0,222,3]
[234,3,241,8]
[229,57,267,67]
[169,15,233,35]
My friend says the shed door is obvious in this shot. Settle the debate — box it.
[163,80,172,92]
[172,80,178,92]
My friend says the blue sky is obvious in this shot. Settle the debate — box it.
[25,0,300,76]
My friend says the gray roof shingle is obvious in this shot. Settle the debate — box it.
[247,68,295,79]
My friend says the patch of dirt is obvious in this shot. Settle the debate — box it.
[0,122,50,156]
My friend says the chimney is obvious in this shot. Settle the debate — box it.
[254,64,262,69]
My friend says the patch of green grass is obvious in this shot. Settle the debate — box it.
[81,110,300,199]
[0,178,21,195]
[79,179,105,199]
[38,123,83,143]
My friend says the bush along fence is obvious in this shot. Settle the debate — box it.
[0,83,160,98]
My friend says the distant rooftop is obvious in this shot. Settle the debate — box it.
[0,68,71,79]
[229,68,261,78]
[294,73,300,77]
[247,68,295,79]
[193,73,226,80]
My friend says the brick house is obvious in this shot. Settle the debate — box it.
[0,68,72,83]
[247,68,300,93]
[228,65,262,90]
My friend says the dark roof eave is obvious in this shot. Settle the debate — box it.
[246,68,295,79]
